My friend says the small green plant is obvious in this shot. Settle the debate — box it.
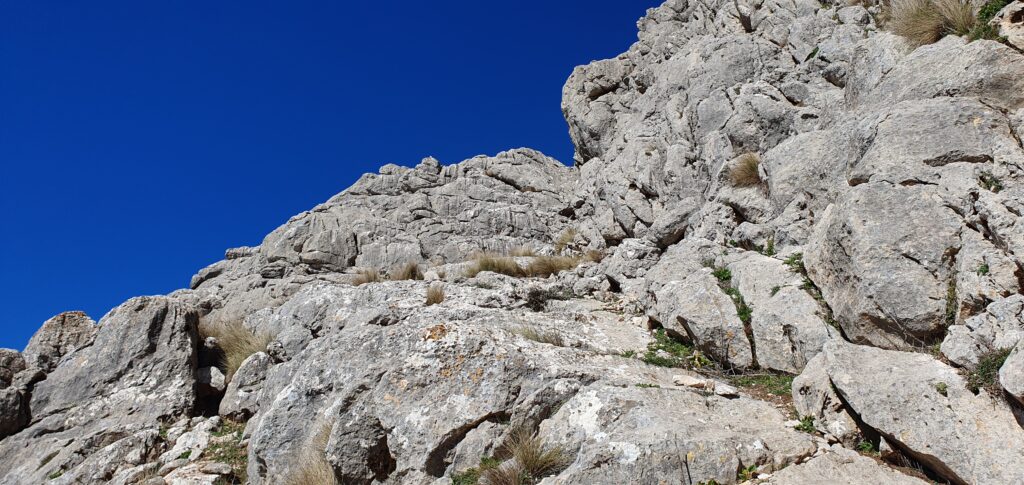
[712,267,732,282]
[635,383,661,388]
[784,252,805,273]
[967,347,1012,394]
[761,237,776,257]
[970,0,1013,40]
[178,450,192,460]
[856,440,879,455]
[770,286,781,297]
[48,471,64,480]
[698,480,721,485]
[724,287,752,325]
[946,277,958,327]
[728,153,763,188]
[208,420,248,483]
[979,171,1004,193]
[451,456,501,485]
[977,264,990,276]
[935,381,949,396]
[642,329,707,368]
[620,350,637,358]
[738,464,759,481]
[796,416,816,433]
[732,374,794,396]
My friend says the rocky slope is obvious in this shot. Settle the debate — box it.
[3,0,1024,484]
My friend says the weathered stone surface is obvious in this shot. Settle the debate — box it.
[540,384,816,484]
[806,184,962,350]
[992,1,1024,50]
[219,352,271,420]
[728,253,831,373]
[0,296,199,484]
[791,353,860,447]
[0,350,24,389]
[7,0,1024,482]
[653,269,753,369]
[765,446,930,485]
[1000,341,1024,406]
[823,340,1024,485]
[22,310,96,373]
[941,295,1024,367]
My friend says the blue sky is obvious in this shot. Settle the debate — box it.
[0,0,662,349]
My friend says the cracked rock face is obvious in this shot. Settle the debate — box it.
[3,0,1024,483]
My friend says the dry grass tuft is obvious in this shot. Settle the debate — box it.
[525,256,581,278]
[200,320,274,381]
[513,326,565,347]
[508,245,537,257]
[727,153,763,188]
[465,253,528,278]
[480,462,526,485]
[352,268,383,286]
[390,261,424,281]
[553,228,578,254]
[284,425,336,485]
[887,0,976,46]
[465,253,583,279]
[503,428,569,479]
[426,284,445,306]
[583,249,606,263]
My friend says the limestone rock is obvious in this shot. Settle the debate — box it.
[218,352,271,420]
[0,350,24,389]
[653,268,753,369]
[992,1,1024,50]
[806,184,962,350]
[765,447,930,484]
[0,296,199,484]
[1000,342,1024,406]
[22,310,96,372]
[791,353,860,447]
[823,340,1024,485]
[540,384,816,484]
[728,253,831,373]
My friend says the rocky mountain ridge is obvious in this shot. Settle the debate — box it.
[3,0,1024,484]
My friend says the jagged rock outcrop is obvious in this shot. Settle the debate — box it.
[3,0,1024,483]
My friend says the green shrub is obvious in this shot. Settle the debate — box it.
[856,440,879,455]
[796,416,816,433]
[712,267,732,282]
[731,374,794,396]
[642,329,709,369]
[979,171,1004,192]
[967,347,1012,394]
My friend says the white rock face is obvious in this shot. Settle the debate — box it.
[4,0,1024,483]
